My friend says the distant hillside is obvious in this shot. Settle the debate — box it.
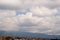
[0,31,60,39]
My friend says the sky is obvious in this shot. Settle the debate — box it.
[0,0,60,35]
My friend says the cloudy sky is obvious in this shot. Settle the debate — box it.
[0,0,60,35]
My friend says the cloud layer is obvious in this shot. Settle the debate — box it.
[0,0,60,35]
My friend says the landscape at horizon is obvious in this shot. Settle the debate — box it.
[0,0,60,40]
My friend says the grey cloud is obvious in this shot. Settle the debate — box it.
[18,19,37,27]
[0,0,60,10]
[0,0,21,10]
[0,5,20,10]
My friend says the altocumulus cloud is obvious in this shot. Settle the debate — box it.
[0,0,60,35]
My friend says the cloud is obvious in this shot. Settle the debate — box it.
[0,10,18,31]
[30,7,57,16]
[0,11,55,33]
[0,0,60,10]
[0,0,21,10]
[20,0,60,9]
[0,10,16,17]
[0,0,60,35]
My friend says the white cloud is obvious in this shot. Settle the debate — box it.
[20,0,60,9]
[0,0,20,5]
[30,7,57,16]
[0,10,16,17]
[0,11,54,33]
[0,10,18,31]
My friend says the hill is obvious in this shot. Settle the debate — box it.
[0,31,60,39]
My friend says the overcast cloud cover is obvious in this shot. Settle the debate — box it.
[0,0,60,35]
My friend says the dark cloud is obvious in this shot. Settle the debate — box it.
[0,5,20,10]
